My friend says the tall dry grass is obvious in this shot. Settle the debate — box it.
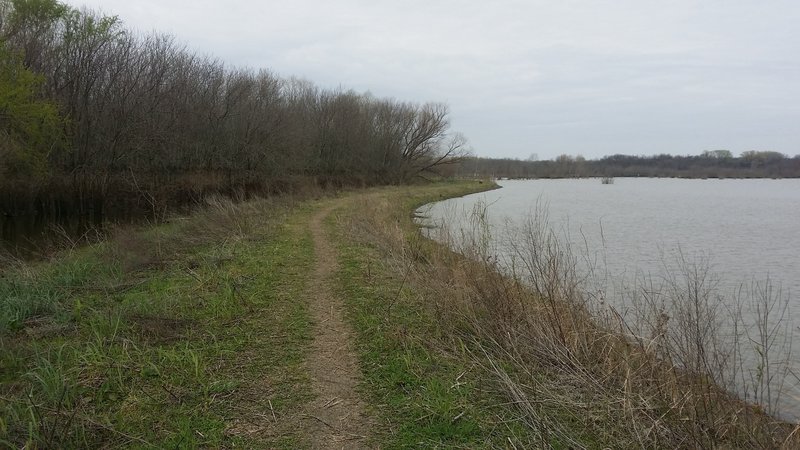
[101,193,301,275]
[347,193,800,449]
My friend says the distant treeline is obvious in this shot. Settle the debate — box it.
[0,0,465,220]
[451,150,800,179]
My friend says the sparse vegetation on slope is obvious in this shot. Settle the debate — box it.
[332,182,799,448]
[328,182,539,448]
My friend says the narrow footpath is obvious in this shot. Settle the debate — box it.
[302,202,374,449]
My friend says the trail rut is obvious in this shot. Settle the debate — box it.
[303,203,373,449]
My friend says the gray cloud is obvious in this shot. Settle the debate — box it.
[66,0,800,159]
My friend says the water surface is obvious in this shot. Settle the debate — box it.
[420,178,800,417]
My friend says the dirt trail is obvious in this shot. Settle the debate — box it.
[303,202,373,449]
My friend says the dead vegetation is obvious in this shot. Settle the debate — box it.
[344,189,800,449]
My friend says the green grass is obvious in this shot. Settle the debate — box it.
[326,180,538,448]
[2,179,544,448]
[320,180,796,449]
[333,244,485,447]
[0,199,316,448]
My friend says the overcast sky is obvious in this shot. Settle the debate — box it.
[65,0,800,160]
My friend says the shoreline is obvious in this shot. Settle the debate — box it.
[1,179,796,447]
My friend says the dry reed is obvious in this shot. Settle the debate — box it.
[345,193,800,449]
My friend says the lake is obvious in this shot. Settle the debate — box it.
[418,178,800,419]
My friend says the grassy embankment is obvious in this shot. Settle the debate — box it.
[3,179,797,448]
[1,195,318,447]
[329,182,800,448]
[328,182,545,448]
[1,180,524,448]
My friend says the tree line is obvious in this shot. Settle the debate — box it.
[0,0,465,220]
[451,150,800,179]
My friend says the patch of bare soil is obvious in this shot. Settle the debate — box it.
[302,203,374,449]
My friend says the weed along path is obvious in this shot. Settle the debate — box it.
[302,201,374,448]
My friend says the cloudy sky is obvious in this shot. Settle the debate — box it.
[65,0,800,160]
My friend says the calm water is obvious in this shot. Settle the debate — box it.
[419,178,800,418]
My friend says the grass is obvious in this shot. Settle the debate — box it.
[334,236,488,447]
[5,177,793,448]
[1,195,317,448]
[2,180,516,448]
[327,181,546,448]
[327,180,800,449]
